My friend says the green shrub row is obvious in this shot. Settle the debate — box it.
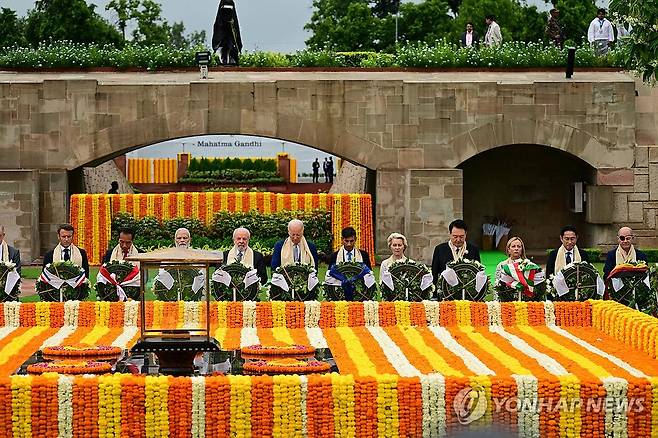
[187,157,277,173]
[110,210,332,257]
[180,169,283,184]
[0,40,625,69]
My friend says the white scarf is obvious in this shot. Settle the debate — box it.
[110,244,139,265]
[448,241,467,261]
[615,245,637,265]
[227,246,254,268]
[554,245,582,274]
[53,244,83,267]
[280,237,314,266]
[0,241,8,264]
[336,246,363,263]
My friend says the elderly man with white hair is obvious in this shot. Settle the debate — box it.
[603,226,648,279]
[271,219,319,270]
[174,228,192,248]
[223,227,268,284]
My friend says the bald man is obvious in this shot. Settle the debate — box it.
[603,226,648,279]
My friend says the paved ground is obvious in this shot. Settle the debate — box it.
[0,70,632,85]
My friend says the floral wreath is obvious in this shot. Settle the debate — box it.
[269,263,320,301]
[380,260,435,302]
[241,344,316,356]
[609,261,657,315]
[211,262,261,301]
[95,260,141,301]
[36,261,90,302]
[0,261,20,302]
[42,345,122,357]
[494,258,546,302]
[243,358,330,375]
[153,267,205,302]
[27,360,112,375]
[323,261,377,301]
[436,259,489,302]
[547,261,601,301]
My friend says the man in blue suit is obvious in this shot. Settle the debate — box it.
[271,219,318,270]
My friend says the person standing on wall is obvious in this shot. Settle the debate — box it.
[312,158,320,183]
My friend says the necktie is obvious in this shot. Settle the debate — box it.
[236,251,243,263]
[294,245,300,263]
[565,252,572,265]
[347,251,352,262]
[123,250,129,259]
[63,247,70,261]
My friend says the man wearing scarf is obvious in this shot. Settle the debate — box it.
[223,227,268,285]
[603,227,648,279]
[431,219,480,283]
[102,228,140,265]
[42,224,89,277]
[327,227,371,269]
[271,219,318,270]
[545,225,590,277]
[0,225,21,274]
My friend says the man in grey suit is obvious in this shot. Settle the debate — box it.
[0,225,21,274]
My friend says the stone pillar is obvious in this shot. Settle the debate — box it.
[376,169,463,264]
[113,155,127,177]
[177,153,190,180]
[0,170,40,263]
[39,170,68,256]
[277,153,291,183]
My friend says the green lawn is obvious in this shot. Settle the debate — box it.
[19,255,605,302]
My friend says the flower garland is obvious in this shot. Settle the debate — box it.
[42,345,121,357]
[244,359,331,375]
[27,360,112,375]
[144,375,169,438]
[241,344,315,356]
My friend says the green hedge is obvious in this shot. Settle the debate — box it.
[0,40,625,69]
[180,169,283,184]
[110,210,332,257]
[545,247,658,263]
[187,157,277,173]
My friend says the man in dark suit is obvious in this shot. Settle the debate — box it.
[0,225,21,275]
[460,22,480,48]
[327,226,372,269]
[431,219,481,282]
[603,226,648,279]
[545,225,589,277]
[43,224,90,277]
[102,227,140,264]
[271,219,319,270]
[223,227,268,285]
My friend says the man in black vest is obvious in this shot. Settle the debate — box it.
[431,219,481,282]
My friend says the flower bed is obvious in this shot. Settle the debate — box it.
[0,300,657,436]
[69,192,375,266]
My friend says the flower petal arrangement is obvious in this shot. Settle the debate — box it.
[0,300,656,436]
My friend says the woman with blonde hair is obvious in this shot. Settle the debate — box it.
[379,233,411,282]
[494,236,526,283]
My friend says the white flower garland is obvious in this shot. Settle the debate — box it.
[64,301,80,327]
[428,326,495,375]
[299,375,308,437]
[422,301,440,327]
[603,377,628,438]
[57,374,74,438]
[304,301,321,328]
[123,301,139,327]
[543,301,556,326]
[4,301,21,327]
[547,325,646,378]
[304,327,328,349]
[111,326,139,349]
[191,376,206,438]
[242,301,257,328]
[40,326,77,349]
[367,327,421,377]
[421,373,446,438]
[239,327,259,347]
[486,301,502,326]
[513,374,540,438]
[489,326,568,376]
[364,301,379,327]
[183,301,200,329]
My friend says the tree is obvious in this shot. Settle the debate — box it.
[24,0,122,46]
[370,0,399,18]
[305,0,378,50]
[106,0,140,41]
[0,8,27,48]
[130,0,171,45]
[550,0,598,44]
[170,21,207,49]
[398,0,452,44]
[610,0,658,82]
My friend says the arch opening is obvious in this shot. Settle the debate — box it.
[459,144,596,254]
